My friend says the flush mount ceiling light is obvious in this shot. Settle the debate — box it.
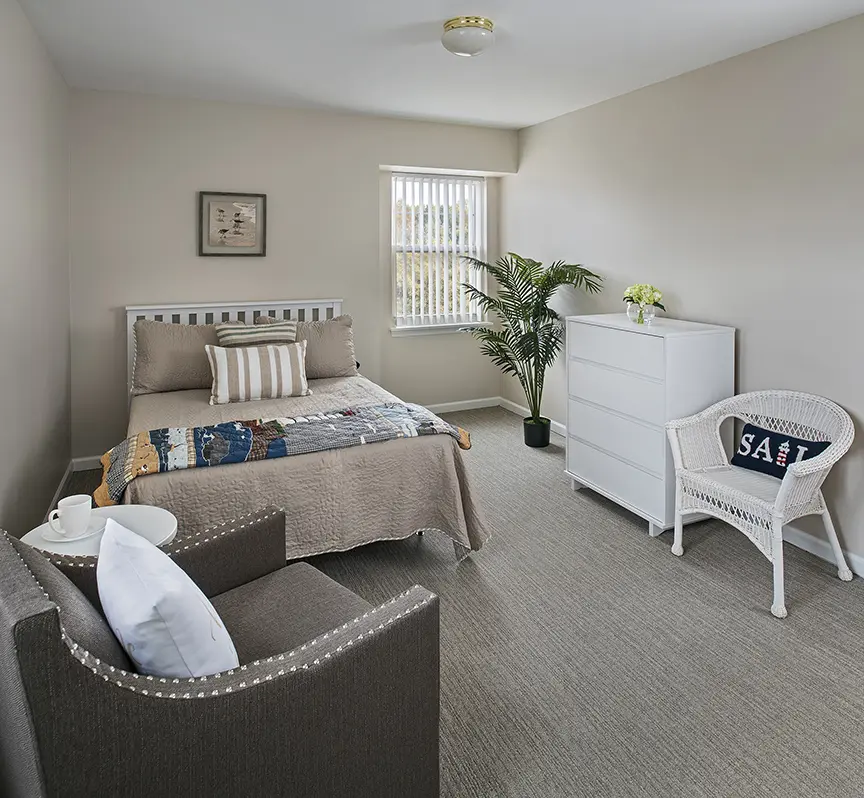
[441,17,495,57]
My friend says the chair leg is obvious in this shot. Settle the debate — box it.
[671,480,684,556]
[771,519,787,618]
[821,509,853,582]
[671,510,684,556]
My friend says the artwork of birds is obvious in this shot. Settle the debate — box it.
[205,197,259,251]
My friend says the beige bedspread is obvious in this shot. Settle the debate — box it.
[126,376,489,560]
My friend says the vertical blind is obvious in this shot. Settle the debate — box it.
[392,173,487,327]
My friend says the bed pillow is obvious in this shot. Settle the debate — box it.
[216,319,297,348]
[132,320,218,395]
[731,423,830,480]
[97,519,239,678]
[205,341,311,405]
[256,314,358,379]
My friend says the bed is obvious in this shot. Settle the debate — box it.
[121,299,490,561]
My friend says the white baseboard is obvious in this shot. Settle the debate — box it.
[426,397,500,414]
[784,522,864,579]
[497,398,567,438]
[72,455,102,472]
[44,461,73,522]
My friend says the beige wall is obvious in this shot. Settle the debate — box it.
[0,0,69,533]
[70,90,516,457]
[501,15,864,558]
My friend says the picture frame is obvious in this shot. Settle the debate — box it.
[197,191,267,256]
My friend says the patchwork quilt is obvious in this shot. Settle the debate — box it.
[95,402,471,507]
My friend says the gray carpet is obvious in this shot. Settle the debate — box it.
[65,408,864,797]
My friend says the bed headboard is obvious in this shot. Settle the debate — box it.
[125,298,344,395]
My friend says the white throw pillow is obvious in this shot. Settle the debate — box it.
[97,519,239,678]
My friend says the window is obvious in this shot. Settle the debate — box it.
[391,173,487,332]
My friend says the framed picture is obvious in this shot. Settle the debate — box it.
[198,191,267,256]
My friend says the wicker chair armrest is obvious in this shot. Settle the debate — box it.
[774,431,853,514]
[786,440,851,478]
[774,469,828,516]
[666,410,729,472]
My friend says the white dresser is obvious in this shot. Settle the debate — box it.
[566,314,735,536]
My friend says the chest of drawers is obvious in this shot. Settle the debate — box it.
[565,314,735,536]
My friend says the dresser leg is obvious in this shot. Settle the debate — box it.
[570,479,584,492]
[648,522,664,538]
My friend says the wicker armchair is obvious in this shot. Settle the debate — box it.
[666,391,854,618]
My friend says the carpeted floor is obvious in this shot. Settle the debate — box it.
[66,407,864,797]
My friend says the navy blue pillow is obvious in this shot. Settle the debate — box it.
[731,423,830,480]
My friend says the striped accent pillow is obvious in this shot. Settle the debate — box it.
[205,342,310,405]
[215,320,297,348]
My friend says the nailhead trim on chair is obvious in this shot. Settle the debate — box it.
[3,532,430,699]
[44,507,283,569]
[61,587,430,698]
[4,532,58,605]
[163,508,282,555]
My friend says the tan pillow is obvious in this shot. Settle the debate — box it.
[205,342,310,405]
[255,315,357,379]
[216,319,297,347]
[132,320,218,395]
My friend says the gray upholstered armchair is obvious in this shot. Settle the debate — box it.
[0,508,440,798]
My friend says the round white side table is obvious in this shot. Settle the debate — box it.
[23,505,177,556]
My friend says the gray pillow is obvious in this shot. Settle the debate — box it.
[132,320,218,395]
[256,315,357,379]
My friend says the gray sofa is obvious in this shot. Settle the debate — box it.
[0,507,440,798]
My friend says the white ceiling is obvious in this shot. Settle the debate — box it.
[20,0,864,128]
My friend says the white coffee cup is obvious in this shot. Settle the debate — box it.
[48,494,92,538]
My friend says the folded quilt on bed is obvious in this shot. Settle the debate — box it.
[95,403,471,506]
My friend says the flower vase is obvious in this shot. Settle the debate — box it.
[627,303,655,325]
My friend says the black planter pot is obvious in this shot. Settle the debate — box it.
[523,417,551,448]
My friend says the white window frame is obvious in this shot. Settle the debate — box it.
[390,172,489,337]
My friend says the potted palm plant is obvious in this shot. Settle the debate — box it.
[463,253,603,447]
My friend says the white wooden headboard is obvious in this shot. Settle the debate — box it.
[125,298,343,395]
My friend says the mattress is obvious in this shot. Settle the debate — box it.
[126,375,489,560]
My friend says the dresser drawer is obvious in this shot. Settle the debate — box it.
[568,360,665,425]
[567,439,665,523]
[568,399,666,476]
[568,321,664,379]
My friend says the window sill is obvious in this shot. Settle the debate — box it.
[389,323,491,338]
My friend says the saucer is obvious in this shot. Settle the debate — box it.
[42,517,107,544]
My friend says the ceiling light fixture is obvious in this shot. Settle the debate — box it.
[441,17,495,57]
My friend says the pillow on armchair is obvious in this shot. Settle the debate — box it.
[97,520,239,677]
[731,423,830,480]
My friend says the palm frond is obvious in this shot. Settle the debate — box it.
[463,253,603,422]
